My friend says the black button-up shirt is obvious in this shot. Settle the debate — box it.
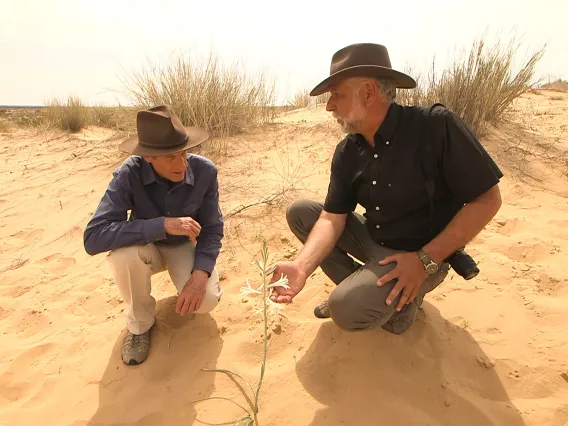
[323,102,503,251]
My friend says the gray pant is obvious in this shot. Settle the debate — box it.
[286,199,450,331]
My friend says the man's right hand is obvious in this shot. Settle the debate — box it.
[164,217,201,241]
[268,261,308,303]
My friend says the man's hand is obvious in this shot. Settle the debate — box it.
[176,270,208,315]
[165,217,201,241]
[376,252,427,311]
[268,261,308,304]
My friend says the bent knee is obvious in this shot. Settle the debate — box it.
[108,245,140,265]
[195,277,223,314]
[328,285,392,331]
[285,199,322,232]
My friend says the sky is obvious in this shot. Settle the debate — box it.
[1,0,567,106]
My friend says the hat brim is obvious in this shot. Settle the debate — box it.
[118,126,210,156]
[309,65,417,96]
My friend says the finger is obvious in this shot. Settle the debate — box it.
[180,294,192,316]
[194,293,204,311]
[189,222,201,236]
[385,281,405,306]
[377,270,398,287]
[187,297,198,314]
[396,288,412,311]
[175,294,185,314]
[379,255,398,266]
[276,294,292,303]
[407,288,419,304]
[268,267,280,284]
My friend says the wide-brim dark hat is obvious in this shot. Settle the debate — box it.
[310,43,416,96]
[119,105,210,156]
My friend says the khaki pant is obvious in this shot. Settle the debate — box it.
[108,242,223,335]
[287,199,449,331]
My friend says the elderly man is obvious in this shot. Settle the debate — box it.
[84,105,224,365]
[269,43,503,334]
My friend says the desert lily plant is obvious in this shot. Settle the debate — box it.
[191,238,289,425]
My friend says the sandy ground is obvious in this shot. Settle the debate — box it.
[1,90,567,426]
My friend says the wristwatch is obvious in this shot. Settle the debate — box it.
[417,249,439,274]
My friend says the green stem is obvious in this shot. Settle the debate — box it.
[191,396,252,417]
[253,241,269,415]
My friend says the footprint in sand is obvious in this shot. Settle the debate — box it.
[0,342,55,403]
[11,228,44,244]
[36,253,76,274]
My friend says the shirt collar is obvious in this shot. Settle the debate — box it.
[374,102,402,144]
[141,157,195,186]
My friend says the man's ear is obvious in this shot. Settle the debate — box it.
[142,155,154,163]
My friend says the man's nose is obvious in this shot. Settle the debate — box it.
[326,97,335,112]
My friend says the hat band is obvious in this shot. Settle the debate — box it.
[138,134,189,149]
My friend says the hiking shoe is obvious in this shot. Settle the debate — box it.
[122,330,150,365]
[314,300,330,319]
[381,301,418,335]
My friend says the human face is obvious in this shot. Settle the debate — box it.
[326,79,367,133]
[144,150,189,182]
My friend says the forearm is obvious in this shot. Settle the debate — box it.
[193,222,223,275]
[424,185,502,263]
[295,213,346,276]
[84,217,166,255]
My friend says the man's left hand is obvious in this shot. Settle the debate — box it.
[376,252,427,311]
[176,270,208,315]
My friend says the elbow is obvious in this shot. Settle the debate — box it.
[83,230,100,256]
[478,184,502,218]
[490,184,502,215]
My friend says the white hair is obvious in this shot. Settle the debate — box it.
[374,78,397,103]
[348,77,396,104]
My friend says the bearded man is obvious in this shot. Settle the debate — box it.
[268,43,503,334]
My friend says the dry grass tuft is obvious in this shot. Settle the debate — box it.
[45,96,90,132]
[0,119,13,133]
[287,89,329,109]
[396,37,545,137]
[120,51,278,148]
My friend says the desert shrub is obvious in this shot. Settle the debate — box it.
[121,52,278,139]
[396,37,545,136]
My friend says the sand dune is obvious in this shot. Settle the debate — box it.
[1,91,567,425]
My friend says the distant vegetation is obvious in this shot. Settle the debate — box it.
[1,37,552,140]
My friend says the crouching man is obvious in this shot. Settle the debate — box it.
[83,105,224,365]
[268,43,503,335]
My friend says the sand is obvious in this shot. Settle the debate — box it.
[1,90,567,426]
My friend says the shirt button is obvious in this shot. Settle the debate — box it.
[375,224,380,229]
[388,183,392,187]
[372,180,377,185]
[374,154,378,158]
[380,242,385,246]
[386,141,390,145]
[375,206,380,210]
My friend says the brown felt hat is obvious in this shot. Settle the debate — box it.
[310,43,416,96]
[119,105,209,156]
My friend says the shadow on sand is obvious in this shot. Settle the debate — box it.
[87,296,223,426]
[296,302,526,426]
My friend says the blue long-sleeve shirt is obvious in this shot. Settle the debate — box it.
[83,154,224,275]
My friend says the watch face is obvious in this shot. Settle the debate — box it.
[426,263,439,274]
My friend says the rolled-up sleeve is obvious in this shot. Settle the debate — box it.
[440,110,504,204]
[83,168,166,255]
[323,142,357,214]
[193,167,224,275]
